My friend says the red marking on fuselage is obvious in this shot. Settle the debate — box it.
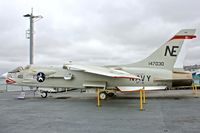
[6,78,16,84]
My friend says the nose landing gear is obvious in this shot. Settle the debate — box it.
[40,91,48,98]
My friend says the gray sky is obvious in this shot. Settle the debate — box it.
[0,0,200,74]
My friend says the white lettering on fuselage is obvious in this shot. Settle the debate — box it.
[130,75,151,84]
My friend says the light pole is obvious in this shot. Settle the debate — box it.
[23,8,42,65]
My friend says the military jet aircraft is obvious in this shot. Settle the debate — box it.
[1,29,196,99]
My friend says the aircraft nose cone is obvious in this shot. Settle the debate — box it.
[1,72,8,79]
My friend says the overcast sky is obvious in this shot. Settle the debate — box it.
[0,0,200,74]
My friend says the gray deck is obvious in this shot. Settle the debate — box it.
[0,90,199,133]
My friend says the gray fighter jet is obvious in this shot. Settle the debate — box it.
[1,29,196,99]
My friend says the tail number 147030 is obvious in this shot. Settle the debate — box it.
[148,61,164,66]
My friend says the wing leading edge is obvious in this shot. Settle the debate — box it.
[63,64,140,79]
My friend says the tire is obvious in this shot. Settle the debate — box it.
[41,92,48,98]
[107,92,115,97]
[99,92,107,100]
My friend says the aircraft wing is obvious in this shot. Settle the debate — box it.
[63,64,140,79]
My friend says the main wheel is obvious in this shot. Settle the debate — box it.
[99,92,107,100]
[107,92,115,97]
[41,92,48,98]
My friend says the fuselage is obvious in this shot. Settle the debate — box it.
[5,65,186,89]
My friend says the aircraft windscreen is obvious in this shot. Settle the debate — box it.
[8,66,24,73]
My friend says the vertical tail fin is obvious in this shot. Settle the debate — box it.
[126,29,196,70]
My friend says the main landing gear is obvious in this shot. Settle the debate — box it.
[99,91,116,100]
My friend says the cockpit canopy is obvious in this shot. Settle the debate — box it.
[8,65,31,73]
[8,66,24,73]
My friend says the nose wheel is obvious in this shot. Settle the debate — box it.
[40,91,48,98]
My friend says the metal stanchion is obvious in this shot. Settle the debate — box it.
[6,85,8,92]
[195,85,199,98]
[97,89,101,107]
[140,89,143,111]
[192,83,195,94]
